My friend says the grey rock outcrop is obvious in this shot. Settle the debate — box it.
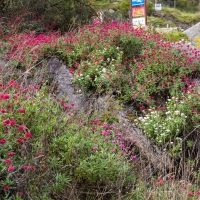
[184,22,200,45]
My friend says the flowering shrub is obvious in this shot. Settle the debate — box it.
[136,89,200,145]
[0,80,136,199]
[1,20,200,199]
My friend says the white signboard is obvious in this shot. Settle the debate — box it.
[132,17,146,26]
[155,4,162,10]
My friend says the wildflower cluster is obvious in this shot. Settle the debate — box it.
[0,79,136,199]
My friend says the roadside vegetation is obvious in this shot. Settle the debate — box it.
[1,0,200,199]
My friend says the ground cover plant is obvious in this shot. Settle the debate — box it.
[1,19,200,199]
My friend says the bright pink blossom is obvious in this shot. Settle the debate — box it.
[0,139,6,144]
[0,109,6,113]
[4,185,9,191]
[131,155,136,160]
[10,120,16,126]
[93,146,98,151]
[19,108,25,113]
[8,166,15,171]
[187,192,194,197]
[1,94,10,99]
[3,119,10,126]
[4,158,12,164]
[8,152,15,156]
[18,125,27,130]
[25,132,32,138]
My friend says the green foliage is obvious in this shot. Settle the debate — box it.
[163,31,189,42]
[162,7,200,24]
[115,35,144,61]
[0,0,96,32]
[116,0,130,18]
[146,1,154,16]
[147,16,176,28]
[136,92,200,146]
[0,83,135,199]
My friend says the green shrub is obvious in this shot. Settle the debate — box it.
[163,30,189,42]
[0,82,135,199]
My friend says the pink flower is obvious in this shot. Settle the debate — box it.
[187,192,194,197]
[4,185,9,191]
[131,155,136,160]
[18,125,27,131]
[0,139,6,144]
[158,180,164,186]
[17,138,24,144]
[4,158,12,164]
[1,94,10,99]
[25,132,32,138]
[10,120,16,126]
[197,191,200,195]
[19,108,25,113]
[0,109,6,113]
[8,152,15,156]
[61,100,66,104]
[103,123,108,128]
[3,119,10,126]
[112,149,116,153]
[8,166,15,171]
[93,147,98,151]
[17,191,23,196]
[70,103,75,107]
[24,165,35,170]
[133,140,138,143]
[67,112,71,115]
[126,136,131,141]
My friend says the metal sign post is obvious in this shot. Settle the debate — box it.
[130,0,147,27]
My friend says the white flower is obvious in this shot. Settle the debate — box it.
[181,113,185,117]
[102,68,106,73]
[174,110,180,115]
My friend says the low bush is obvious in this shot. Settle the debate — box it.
[0,81,136,199]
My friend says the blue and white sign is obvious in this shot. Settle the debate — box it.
[132,0,144,6]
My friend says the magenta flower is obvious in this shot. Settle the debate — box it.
[0,109,6,113]
[25,132,32,138]
[17,191,23,196]
[1,94,10,99]
[0,139,6,144]
[131,155,136,160]
[8,152,15,156]
[187,192,194,197]
[67,112,72,115]
[19,108,25,113]
[4,185,9,191]
[8,166,15,171]
[10,120,16,126]
[4,158,12,164]
[3,119,10,126]
[93,147,98,151]
[18,125,27,131]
